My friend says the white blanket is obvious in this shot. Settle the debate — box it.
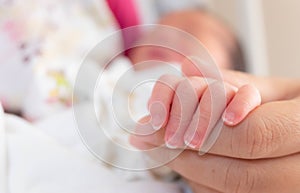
[0,60,186,193]
[0,107,184,193]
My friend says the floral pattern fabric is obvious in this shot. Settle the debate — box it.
[0,0,119,120]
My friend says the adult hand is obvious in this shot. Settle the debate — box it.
[131,69,300,193]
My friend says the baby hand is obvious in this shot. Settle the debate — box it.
[148,75,261,149]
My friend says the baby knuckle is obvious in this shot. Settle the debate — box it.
[176,79,190,91]
[157,74,178,87]
[189,76,208,87]
[199,105,212,122]
[199,96,212,118]
[169,109,183,122]
[158,74,174,82]
[175,80,198,103]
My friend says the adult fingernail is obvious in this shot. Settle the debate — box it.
[149,101,166,130]
[184,130,201,149]
[223,112,235,126]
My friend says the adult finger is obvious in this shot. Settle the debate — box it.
[131,140,300,193]
[167,150,300,193]
[207,97,300,159]
[132,98,300,159]
[188,181,221,193]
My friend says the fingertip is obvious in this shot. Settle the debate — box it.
[164,129,178,149]
[222,111,237,126]
[183,117,203,150]
[248,84,262,105]
[183,131,201,149]
[239,84,262,105]
[148,75,181,130]
[223,84,261,126]
[149,101,167,130]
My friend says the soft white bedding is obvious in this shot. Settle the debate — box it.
[0,111,182,193]
[0,59,187,193]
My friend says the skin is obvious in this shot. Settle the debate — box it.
[128,10,243,71]
[131,68,300,193]
[129,10,300,193]
[147,74,261,149]
[130,9,262,151]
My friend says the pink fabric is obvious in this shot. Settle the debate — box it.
[106,0,141,54]
[106,0,140,29]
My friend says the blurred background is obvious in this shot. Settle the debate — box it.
[207,0,299,78]
[0,1,299,192]
[136,0,299,77]
[0,0,298,117]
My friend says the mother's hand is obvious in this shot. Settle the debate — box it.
[131,97,300,192]
[132,80,300,157]
[130,71,300,192]
[167,149,300,193]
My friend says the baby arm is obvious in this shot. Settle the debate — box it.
[148,74,261,149]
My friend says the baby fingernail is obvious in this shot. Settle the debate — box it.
[165,141,178,149]
[151,114,164,130]
[184,131,201,149]
[165,131,178,149]
[223,112,235,126]
[149,101,166,130]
